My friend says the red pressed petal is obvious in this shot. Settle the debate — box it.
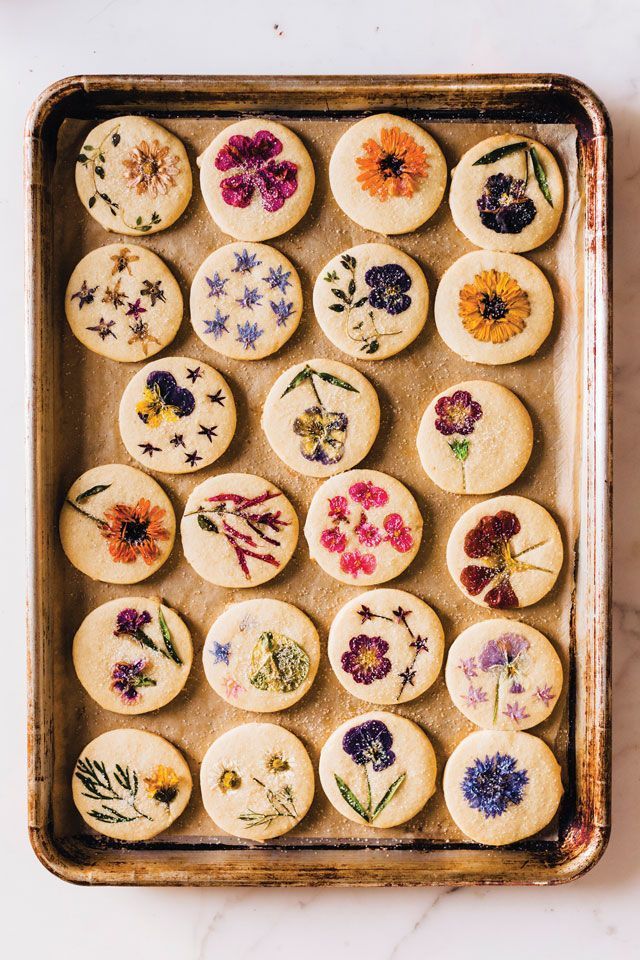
[460,564,496,596]
[464,511,520,559]
[485,579,519,609]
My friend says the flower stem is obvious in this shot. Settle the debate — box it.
[65,498,107,528]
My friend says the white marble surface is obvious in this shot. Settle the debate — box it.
[1,0,636,955]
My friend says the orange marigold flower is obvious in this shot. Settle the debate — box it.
[101,498,169,564]
[458,270,530,344]
[356,127,429,201]
[122,139,181,198]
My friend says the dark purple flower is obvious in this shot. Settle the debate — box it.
[110,658,156,703]
[477,173,537,235]
[364,263,412,315]
[342,719,396,771]
[137,370,196,425]
[478,633,530,673]
[461,752,529,818]
[434,390,483,437]
[114,608,152,637]
[215,130,298,213]
[341,635,392,685]
[509,681,524,694]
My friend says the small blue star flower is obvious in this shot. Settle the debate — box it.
[203,308,230,339]
[236,320,264,351]
[263,265,292,293]
[270,298,295,327]
[211,641,230,665]
[205,272,228,298]
[236,286,263,310]
[232,249,262,274]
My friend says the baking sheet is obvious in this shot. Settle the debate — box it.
[50,115,583,846]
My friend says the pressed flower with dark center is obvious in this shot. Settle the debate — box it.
[356,127,428,201]
[476,173,537,235]
[101,498,169,565]
[144,765,179,808]
[481,294,508,320]
[293,405,348,465]
[136,370,195,427]
[459,269,530,344]
[461,752,529,819]
[341,635,392,686]
[435,390,483,437]
[342,718,396,771]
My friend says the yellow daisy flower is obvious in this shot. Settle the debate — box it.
[458,270,530,344]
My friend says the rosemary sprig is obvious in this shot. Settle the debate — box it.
[75,757,151,823]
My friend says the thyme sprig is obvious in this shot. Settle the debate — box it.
[237,778,297,828]
[325,253,400,354]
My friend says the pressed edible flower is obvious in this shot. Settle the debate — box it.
[144,765,179,807]
[356,127,428,201]
[122,139,181,197]
[458,269,530,344]
[136,370,195,427]
[461,752,529,819]
[476,173,537,235]
[341,634,391,685]
[101,498,169,565]
[215,130,298,212]
[293,406,348,465]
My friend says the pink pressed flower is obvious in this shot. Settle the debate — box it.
[354,512,382,547]
[503,701,530,723]
[535,684,556,706]
[340,551,377,578]
[320,527,347,553]
[383,513,413,553]
[461,684,488,709]
[459,656,478,680]
[223,676,245,700]
[349,480,389,510]
[328,495,349,521]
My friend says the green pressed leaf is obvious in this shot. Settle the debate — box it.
[280,365,312,397]
[315,370,360,393]
[324,270,339,283]
[328,303,345,312]
[136,216,142,225]
[348,278,356,296]
[158,606,182,665]
[88,196,96,208]
[331,288,349,302]
[95,166,105,179]
[354,296,369,309]
[111,132,121,147]
[363,339,380,354]
[334,774,370,822]
[83,144,94,151]
[449,438,470,462]
[197,513,219,533]
[371,773,406,820]
[472,141,528,166]
[529,147,553,206]
[76,483,111,503]
[77,153,88,164]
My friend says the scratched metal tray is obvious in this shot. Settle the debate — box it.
[25,75,611,885]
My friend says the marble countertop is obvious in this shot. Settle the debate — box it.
[2,0,635,956]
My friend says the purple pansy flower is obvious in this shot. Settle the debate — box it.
[477,172,537,235]
[110,658,156,703]
[137,370,196,424]
[341,635,391,685]
[364,263,412,315]
[215,130,299,213]
[343,718,396,771]
[479,633,530,673]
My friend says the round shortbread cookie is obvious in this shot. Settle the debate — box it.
[319,711,437,828]
[304,470,423,586]
[181,473,299,588]
[190,242,303,360]
[443,729,563,845]
[198,119,315,241]
[262,358,380,478]
[200,723,314,840]
[445,619,563,731]
[313,244,429,359]
[435,251,554,365]
[65,243,183,362]
[59,464,175,584]
[417,380,533,495]
[449,134,564,253]
[119,356,236,474]
[73,597,192,715]
[203,599,320,713]
[72,728,192,841]
[446,495,563,610]
[329,114,447,235]
[328,589,444,705]
[75,116,191,235]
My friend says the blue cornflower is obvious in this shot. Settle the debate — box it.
[203,309,230,339]
[269,298,295,327]
[232,249,262,274]
[236,286,263,310]
[236,320,264,351]
[211,641,230,665]
[461,752,529,819]
[205,272,228,298]
[263,265,292,293]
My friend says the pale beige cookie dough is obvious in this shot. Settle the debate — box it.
[72,728,192,841]
[203,599,319,713]
[65,243,183,362]
[313,244,429,359]
[119,356,236,474]
[446,619,563,731]
[329,114,447,234]
[181,473,298,588]
[75,116,191,235]
[305,470,422,586]
[328,589,444,706]
[200,723,314,841]
[73,596,192,715]
[319,711,436,829]
[190,242,303,360]
[434,250,554,365]
[446,495,563,610]
[449,134,564,252]
[262,358,380,478]
[59,464,175,584]
[443,729,563,845]
[198,119,315,241]
[417,380,533,495]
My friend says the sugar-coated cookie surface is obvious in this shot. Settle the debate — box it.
[329,114,447,234]
[445,619,563,731]
[198,119,315,241]
[190,242,303,360]
[75,116,191,235]
[417,380,533,494]
[200,723,314,841]
[65,243,183,362]
[73,597,192,715]
[72,728,192,841]
[313,243,429,359]
[304,469,423,585]
[262,358,380,478]
[59,463,175,584]
[181,473,298,588]
[449,134,564,252]
[319,711,437,828]
[203,599,319,713]
[328,589,444,706]
[446,495,563,610]
[119,356,236,474]
[443,729,563,845]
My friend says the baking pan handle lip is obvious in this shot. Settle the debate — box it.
[28,824,96,887]
[545,73,612,141]
[24,74,88,142]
